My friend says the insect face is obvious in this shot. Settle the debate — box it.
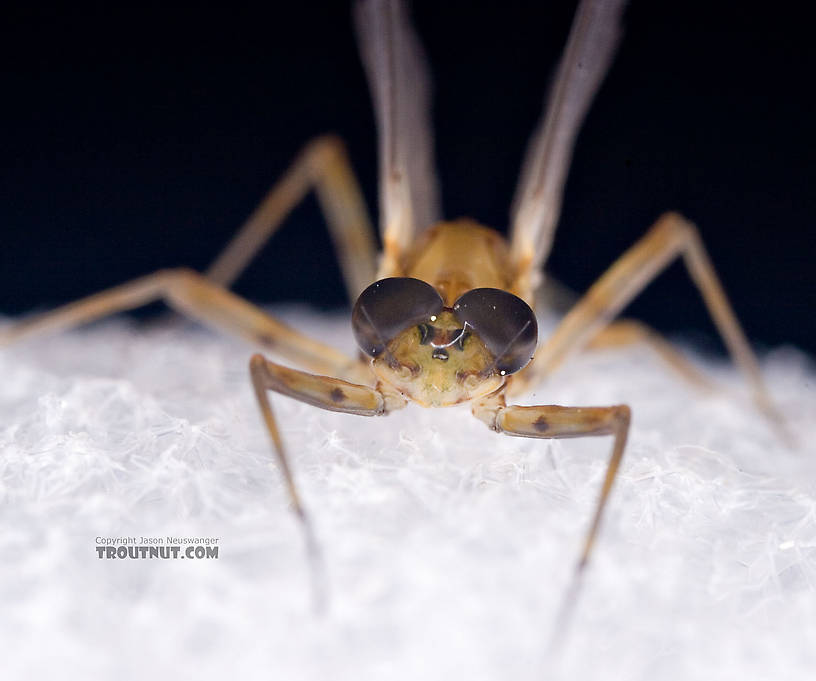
[352,278,538,407]
[373,309,503,407]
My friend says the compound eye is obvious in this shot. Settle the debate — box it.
[352,278,444,357]
[452,288,538,374]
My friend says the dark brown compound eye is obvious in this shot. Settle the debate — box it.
[452,288,538,375]
[352,278,444,357]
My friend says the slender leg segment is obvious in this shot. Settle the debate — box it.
[518,213,777,423]
[247,354,404,508]
[248,352,404,516]
[205,135,378,303]
[585,319,715,392]
[248,353,395,516]
[248,354,405,610]
[533,279,715,391]
[0,268,358,379]
[473,395,630,569]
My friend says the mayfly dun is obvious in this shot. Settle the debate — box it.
[0,0,781,616]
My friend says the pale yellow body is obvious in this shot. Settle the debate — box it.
[370,219,524,407]
[391,219,526,305]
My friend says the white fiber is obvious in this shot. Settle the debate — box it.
[1,308,814,680]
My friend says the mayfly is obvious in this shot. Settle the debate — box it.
[1,0,779,597]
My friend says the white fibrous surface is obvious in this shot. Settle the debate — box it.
[1,307,814,680]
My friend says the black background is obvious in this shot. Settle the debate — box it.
[2,2,814,354]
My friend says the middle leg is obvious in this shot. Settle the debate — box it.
[513,213,778,425]
[585,319,715,392]
[0,268,360,379]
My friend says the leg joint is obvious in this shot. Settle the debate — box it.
[656,211,697,240]
[249,353,268,375]
[249,353,271,389]
[612,404,631,430]
[302,134,347,172]
[158,266,199,290]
